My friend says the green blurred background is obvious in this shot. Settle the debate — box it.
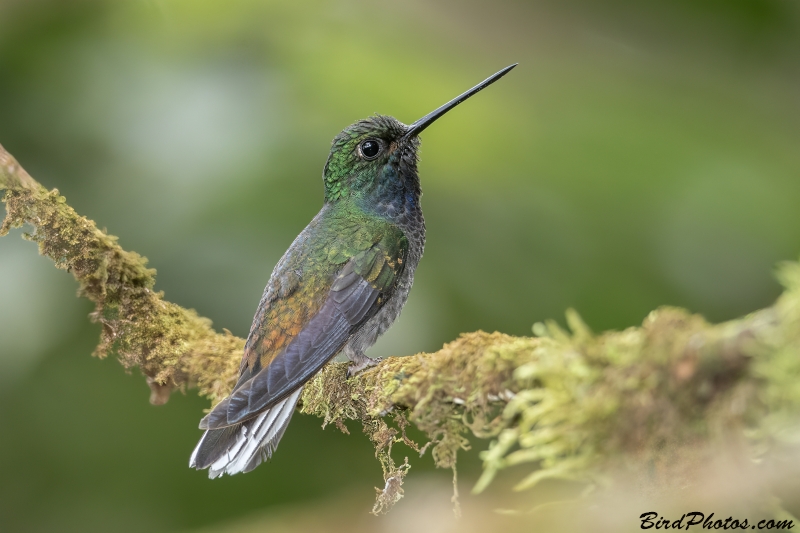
[1,0,800,531]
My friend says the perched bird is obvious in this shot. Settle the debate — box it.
[190,64,517,478]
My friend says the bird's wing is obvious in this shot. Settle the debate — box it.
[201,220,408,430]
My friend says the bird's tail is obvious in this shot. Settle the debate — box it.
[189,387,303,478]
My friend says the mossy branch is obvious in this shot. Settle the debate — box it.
[0,143,243,405]
[3,143,800,515]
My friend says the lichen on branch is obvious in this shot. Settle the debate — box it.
[3,142,800,516]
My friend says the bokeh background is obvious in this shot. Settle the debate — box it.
[1,0,800,531]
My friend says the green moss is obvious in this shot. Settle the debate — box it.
[1,146,242,402]
[5,143,800,515]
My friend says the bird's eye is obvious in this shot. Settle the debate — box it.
[359,139,381,160]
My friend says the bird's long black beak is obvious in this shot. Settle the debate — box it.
[402,63,517,140]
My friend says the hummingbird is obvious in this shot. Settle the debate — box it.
[190,64,517,478]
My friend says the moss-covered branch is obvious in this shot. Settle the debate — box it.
[0,143,244,405]
[3,142,800,515]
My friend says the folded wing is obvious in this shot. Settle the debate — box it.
[201,231,408,431]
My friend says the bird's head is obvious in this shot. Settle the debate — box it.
[323,115,419,204]
[322,64,517,207]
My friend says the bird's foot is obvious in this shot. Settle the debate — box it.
[346,353,381,378]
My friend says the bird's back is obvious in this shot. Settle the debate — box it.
[190,202,414,476]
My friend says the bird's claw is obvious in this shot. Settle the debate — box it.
[346,355,381,378]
